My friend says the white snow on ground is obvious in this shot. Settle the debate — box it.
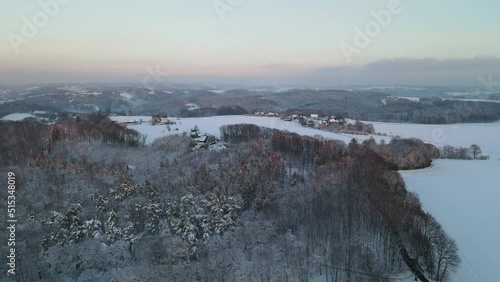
[401,160,500,282]
[397,96,420,102]
[367,121,500,160]
[207,90,226,94]
[185,103,200,111]
[442,98,500,104]
[119,93,134,100]
[111,115,387,145]
[1,113,37,121]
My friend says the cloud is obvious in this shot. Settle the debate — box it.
[314,56,500,86]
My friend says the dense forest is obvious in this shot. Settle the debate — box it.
[0,118,460,281]
[279,93,500,124]
[359,98,500,124]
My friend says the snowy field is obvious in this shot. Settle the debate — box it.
[401,160,500,282]
[367,121,500,160]
[372,120,500,280]
[111,116,500,161]
[1,113,37,121]
[111,115,387,145]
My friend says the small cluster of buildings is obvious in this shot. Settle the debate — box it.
[114,115,177,126]
[150,115,176,126]
[282,114,355,129]
[189,126,222,150]
[254,112,279,117]
[114,119,143,126]
[253,111,357,129]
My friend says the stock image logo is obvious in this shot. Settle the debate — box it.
[7,0,71,54]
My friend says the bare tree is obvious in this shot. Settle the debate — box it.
[433,230,461,281]
[470,144,482,159]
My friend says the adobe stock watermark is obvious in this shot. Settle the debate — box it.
[142,65,170,89]
[476,74,500,92]
[340,0,412,63]
[213,0,244,21]
[7,0,71,54]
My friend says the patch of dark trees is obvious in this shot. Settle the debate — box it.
[216,105,249,116]
[180,105,249,117]
[439,144,489,160]
[0,121,51,167]
[180,107,218,117]
[221,124,439,170]
[0,115,141,167]
[381,138,440,170]
[52,115,141,146]
[360,99,500,124]
[281,97,500,124]
[0,101,62,121]
[326,121,375,135]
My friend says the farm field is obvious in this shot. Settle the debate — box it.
[401,160,500,282]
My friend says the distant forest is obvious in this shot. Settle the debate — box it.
[0,117,460,281]
[358,98,500,124]
[2,88,500,125]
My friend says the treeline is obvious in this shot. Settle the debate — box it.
[221,124,346,168]
[380,138,439,170]
[336,141,459,281]
[180,107,217,117]
[51,115,142,146]
[180,105,249,117]
[360,99,500,124]
[0,115,141,167]
[216,105,248,116]
[439,144,489,160]
[327,121,375,135]
[0,123,460,281]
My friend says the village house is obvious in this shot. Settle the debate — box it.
[189,126,218,150]
[344,118,355,125]
[150,115,175,126]
[329,116,339,123]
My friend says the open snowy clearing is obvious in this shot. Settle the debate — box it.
[401,160,500,282]
[113,115,500,160]
[1,113,37,121]
[111,115,387,145]
[367,121,500,160]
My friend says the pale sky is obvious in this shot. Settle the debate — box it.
[1,0,499,86]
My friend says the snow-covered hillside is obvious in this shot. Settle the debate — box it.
[111,115,386,145]
[1,113,37,121]
[112,115,500,160]
[401,160,500,282]
[111,115,499,280]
